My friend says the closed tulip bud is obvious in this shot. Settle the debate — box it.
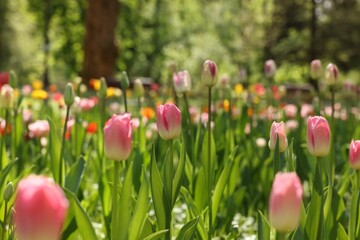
[156,103,182,140]
[173,70,191,93]
[264,59,277,78]
[64,83,75,107]
[325,63,338,86]
[9,70,18,88]
[349,140,360,170]
[201,60,218,87]
[133,78,145,98]
[307,116,331,157]
[120,71,130,90]
[14,175,69,240]
[0,84,14,109]
[268,121,288,152]
[269,172,303,232]
[104,113,132,161]
[310,60,322,80]
[99,77,108,98]
[3,182,14,202]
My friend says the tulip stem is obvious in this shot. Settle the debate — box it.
[315,157,324,239]
[275,231,286,240]
[0,110,9,170]
[1,201,8,240]
[111,161,120,240]
[207,86,213,239]
[123,88,128,113]
[59,106,70,187]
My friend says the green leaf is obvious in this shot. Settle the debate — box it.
[0,160,18,187]
[172,140,185,207]
[143,230,169,240]
[273,134,280,175]
[48,118,62,183]
[128,172,149,240]
[175,216,199,240]
[150,146,167,230]
[117,162,134,240]
[349,173,358,240]
[337,223,348,240]
[201,130,216,187]
[64,189,97,240]
[305,185,322,240]
[257,210,270,240]
[211,146,238,224]
[65,156,86,193]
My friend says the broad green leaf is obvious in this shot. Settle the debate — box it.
[150,146,167,230]
[65,156,86,193]
[117,162,134,240]
[143,230,169,240]
[212,146,238,224]
[175,216,199,240]
[64,189,97,240]
[0,160,18,187]
[128,172,149,240]
[258,210,270,240]
[349,173,358,240]
[172,140,185,207]
[201,130,216,187]
[48,118,62,184]
[337,223,348,240]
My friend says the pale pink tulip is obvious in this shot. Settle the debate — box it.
[349,140,360,170]
[307,116,331,157]
[264,59,277,78]
[28,120,50,138]
[310,59,322,79]
[104,113,132,161]
[156,103,182,140]
[201,60,218,87]
[173,70,191,93]
[0,84,14,109]
[325,63,339,86]
[268,121,288,152]
[269,172,303,232]
[14,175,68,240]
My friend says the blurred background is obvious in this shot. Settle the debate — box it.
[0,0,360,87]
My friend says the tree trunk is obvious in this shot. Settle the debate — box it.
[82,0,119,84]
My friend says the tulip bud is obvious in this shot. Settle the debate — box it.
[264,59,277,78]
[269,172,303,232]
[0,84,14,109]
[14,175,69,240]
[104,113,132,161]
[173,70,192,93]
[201,60,218,87]
[9,70,18,88]
[268,121,288,152]
[324,63,338,86]
[220,74,230,89]
[99,77,108,98]
[64,83,75,107]
[3,182,14,202]
[349,140,360,170]
[120,71,130,90]
[307,116,331,157]
[133,78,145,98]
[156,103,182,140]
[310,60,322,80]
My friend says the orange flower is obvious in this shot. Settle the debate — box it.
[223,99,230,112]
[0,122,12,136]
[141,107,155,119]
[86,122,97,134]
[247,107,254,118]
[89,79,101,90]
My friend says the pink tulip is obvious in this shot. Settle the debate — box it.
[269,172,303,232]
[104,113,132,161]
[201,60,218,87]
[349,140,360,170]
[307,116,331,157]
[0,84,14,109]
[310,59,322,79]
[325,63,339,86]
[268,121,288,152]
[264,59,277,78]
[28,120,50,138]
[14,175,69,240]
[173,70,191,93]
[156,103,182,140]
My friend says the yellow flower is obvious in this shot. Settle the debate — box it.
[253,96,260,104]
[234,84,243,95]
[223,99,230,112]
[31,89,48,100]
[106,87,122,98]
[90,79,101,91]
[32,80,43,90]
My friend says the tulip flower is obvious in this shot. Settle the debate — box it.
[269,172,303,232]
[14,175,69,240]
[156,103,182,140]
[325,63,338,86]
[349,140,360,170]
[268,121,288,152]
[201,60,218,87]
[104,113,132,161]
[0,84,14,109]
[264,59,277,78]
[307,116,331,157]
[28,120,50,138]
[133,78,145,98]
[173,70,192,93]
[310,59,322,80]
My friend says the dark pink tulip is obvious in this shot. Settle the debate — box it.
[156,103,182,140]
[269,172,303,232]
[15,175,69,240]
[349,140,360,170]
[307,116,331,157]
[104,113,132,161]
